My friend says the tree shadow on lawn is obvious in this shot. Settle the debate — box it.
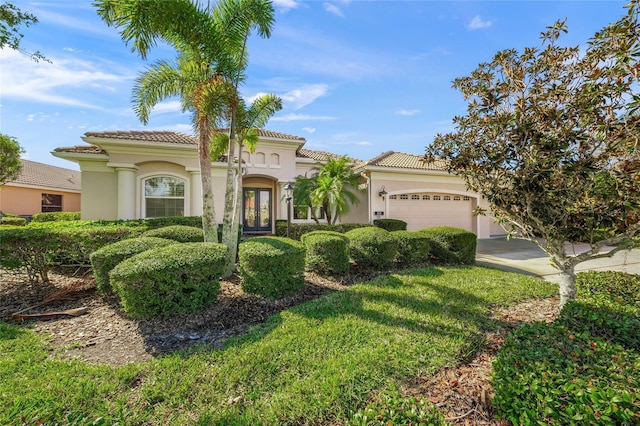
[218,266,510,363]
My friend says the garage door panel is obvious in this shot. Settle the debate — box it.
[388,193,473,232]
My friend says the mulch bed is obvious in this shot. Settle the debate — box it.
[0,267,560,424]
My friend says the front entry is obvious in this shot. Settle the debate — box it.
[243,188,272,233]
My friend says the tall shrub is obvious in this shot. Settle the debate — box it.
[238,237,305,298]
[345,227,398,270]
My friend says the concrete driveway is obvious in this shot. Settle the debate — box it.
[476,238,640,283]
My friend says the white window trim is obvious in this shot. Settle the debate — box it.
[138,173,190,219]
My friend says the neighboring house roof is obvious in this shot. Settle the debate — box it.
[5,159,81,192]
[355,151,448,172]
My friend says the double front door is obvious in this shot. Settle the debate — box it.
[243,188,271,233]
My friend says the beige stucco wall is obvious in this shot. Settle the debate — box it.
[367,169,504,239]
[0,185,80,216]
[80,169,118,220]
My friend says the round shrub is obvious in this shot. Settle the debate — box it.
[238,236,305,298]
[345,226,398,270]
[110,242,227,318]
[374,218,407,232]
[302,231,350,276]
[392,230,430,266]
[299,230,349,244]
[141,225,204,242]
[419,226,477,265]
[89,236,176,293]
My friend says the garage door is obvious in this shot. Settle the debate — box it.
[388,193,474,232]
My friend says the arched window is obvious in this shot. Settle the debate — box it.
[144,176,185,217]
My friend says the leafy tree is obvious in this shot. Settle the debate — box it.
[0,2,47,62]
[426,2,640,306]
[95,0,274,245]
[0,133,24,185]
[293,157,363,225]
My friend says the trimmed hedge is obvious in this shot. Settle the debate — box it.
[90,237,176,293]
[374,218,407,232]
[275,220,371,240]
[302,231,350,276]
[345,226,398,270]
[419,226,476,265]
[0,216,26,226]
[0,223,141,283]
[392,230,430,266]
[238,236,305,298]
[142,225,204,242]
[492,271,640,425]
[110,242,227,318]
[31,212,81,222]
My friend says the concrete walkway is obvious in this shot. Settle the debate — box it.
[476,238,640,284]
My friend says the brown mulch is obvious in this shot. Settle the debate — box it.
[0,267,560,425]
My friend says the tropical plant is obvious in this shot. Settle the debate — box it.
[94,0,275,247]
[426,2,640,305]
[294,157,363,225]
[215,94,282,276]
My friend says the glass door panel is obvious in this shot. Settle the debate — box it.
[243,188,271,232]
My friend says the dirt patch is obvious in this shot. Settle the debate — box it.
[1,267,560,424]
[0,268,349,365]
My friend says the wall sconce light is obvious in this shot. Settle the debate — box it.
[378,186,387,199]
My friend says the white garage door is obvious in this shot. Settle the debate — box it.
[388,193,474,232]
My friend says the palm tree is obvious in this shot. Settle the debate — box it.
[213,94,282,275]
[296,157,363,225]
[94,0,275,243]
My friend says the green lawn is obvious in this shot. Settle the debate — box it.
[0,266,557,425]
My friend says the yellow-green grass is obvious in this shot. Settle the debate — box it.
[1,266,556,425]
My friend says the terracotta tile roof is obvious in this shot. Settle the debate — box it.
[84,130,197,145]
[53,145,107,155]
[83,129,306,144]
[296,148,360,163]
[6,159,80,191]
[356,151,448,171]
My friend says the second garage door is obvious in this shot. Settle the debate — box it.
[387,192,474,232]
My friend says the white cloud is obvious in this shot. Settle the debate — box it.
[302,127,316,134]
[323,3,344,18]
[467,15,492,30]
[271,113,336,122]
[272,0,300,11]
[152,101,183,114]
[280,84,329,109]
[395,109,420,116]
[0,49,129,109]
[356,141,372,146]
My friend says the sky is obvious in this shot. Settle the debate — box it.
[0,0,629,171]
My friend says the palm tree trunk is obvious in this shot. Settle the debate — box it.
[221,119,239,276]
[198,120,216,243]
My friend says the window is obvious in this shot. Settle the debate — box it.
[444,195,451,201]
[294,204,325,220]
[389,195,397,200]
[270,153,280,166]
[453,196,461,201]
[144,176,185,218]
[463,196,471,201]
[42,194,62,212]
[411,194,420,200]
[400,194,408,200]
[422,195,430,200]
[433,195,441,200]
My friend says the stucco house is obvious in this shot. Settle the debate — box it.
[0,159,81,218]
[53,130,504,238]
